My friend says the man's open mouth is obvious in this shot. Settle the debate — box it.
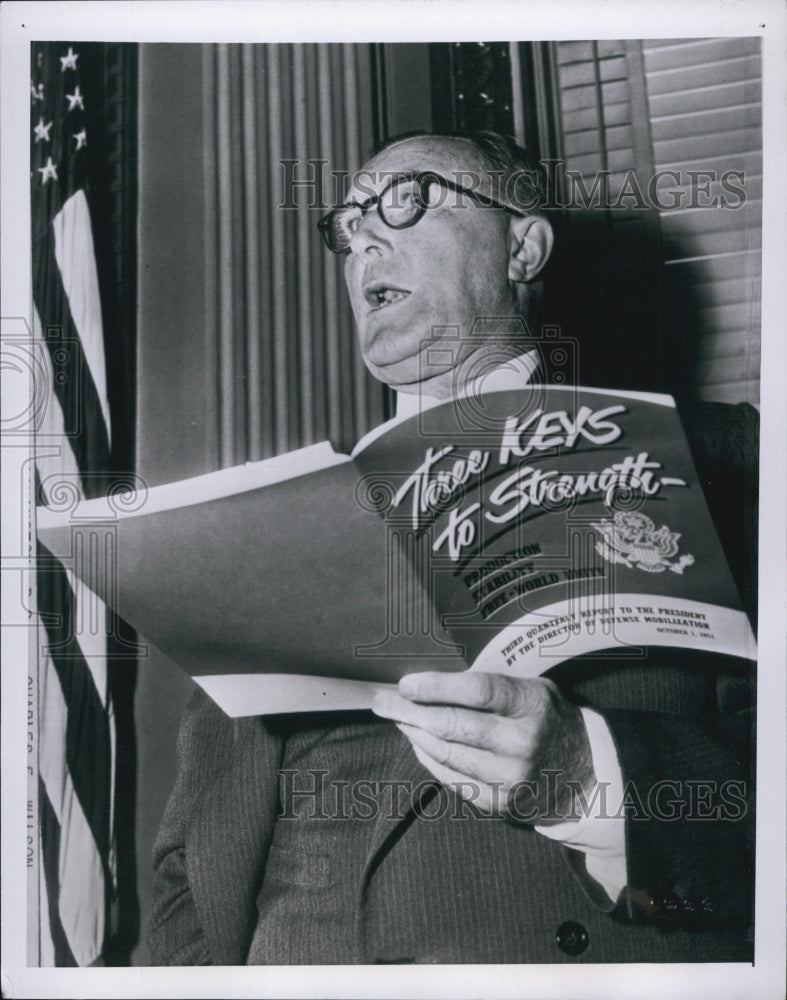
[365,283,411,312]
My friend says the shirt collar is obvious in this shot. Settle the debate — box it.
[394,348,540,419]
[352,349,540,457]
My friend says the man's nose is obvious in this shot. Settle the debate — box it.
[349,207,392,258]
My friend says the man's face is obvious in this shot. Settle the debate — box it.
[342,136,523,395]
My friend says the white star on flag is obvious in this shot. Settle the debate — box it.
[74,130,88,151]
[60,47,79,72]
[31,81,44,102]
[34,118,53,143]
[38,157,58,184]
[66,86,85,112]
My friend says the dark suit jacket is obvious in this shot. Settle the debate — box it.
[148,401,757,965]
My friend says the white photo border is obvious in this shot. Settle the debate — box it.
[2,1,785,998]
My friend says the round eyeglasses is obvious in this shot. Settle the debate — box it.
[316,171,521,254]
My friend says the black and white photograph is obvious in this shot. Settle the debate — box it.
[1,2,785,998]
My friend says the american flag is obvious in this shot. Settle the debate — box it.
[31,41,136,967]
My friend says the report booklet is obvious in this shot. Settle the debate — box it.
[36,385,756,716]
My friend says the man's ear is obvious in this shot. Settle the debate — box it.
[507,214,554,284]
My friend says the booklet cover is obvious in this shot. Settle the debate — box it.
[36,386,756,715]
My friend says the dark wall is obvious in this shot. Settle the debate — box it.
[132,43,210,965]
[136,45,213,486]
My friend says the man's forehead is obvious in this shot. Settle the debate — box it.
[347,135,494,200]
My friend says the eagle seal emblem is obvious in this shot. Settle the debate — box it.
[591,511,694,574]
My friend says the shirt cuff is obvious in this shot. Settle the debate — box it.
[534,707,627,902]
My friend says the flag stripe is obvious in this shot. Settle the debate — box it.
[64,566,109,707]
[39,647,107,967]
[38,823,57,966]
[52,191,112,445]
[37,542,112,863]
[32,306,86,495]
[39,779,78,967]
[33,231,111,497]
[34,313,110,706]
[33,338,117,900]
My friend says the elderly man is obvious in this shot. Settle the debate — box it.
[149,131,754,965]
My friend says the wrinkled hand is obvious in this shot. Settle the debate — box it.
[371,671,596,824]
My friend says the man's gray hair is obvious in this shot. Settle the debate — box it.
[371,129,551,215]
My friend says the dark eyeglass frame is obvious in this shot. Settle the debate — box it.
[316,171,522,254]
